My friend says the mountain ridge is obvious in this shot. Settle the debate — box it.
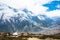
[0,2,60,35]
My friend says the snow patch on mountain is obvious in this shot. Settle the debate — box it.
[0,2,60,35]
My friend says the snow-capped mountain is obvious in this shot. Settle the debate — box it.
[0,2,45,32]
[0,2,60,35]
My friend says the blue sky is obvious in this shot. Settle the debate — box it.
[43,1,60,11]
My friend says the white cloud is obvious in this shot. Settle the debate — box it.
[0,0,51,8]
[45,10,60,18]
[0,0,60,18]
[27,4,48,16]
[0,0,35,9]
[0,0,51,14]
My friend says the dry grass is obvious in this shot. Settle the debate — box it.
[0,32,60,40]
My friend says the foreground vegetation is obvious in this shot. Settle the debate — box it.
[0,32,60,40]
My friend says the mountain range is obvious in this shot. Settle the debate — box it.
[0,2,60,35]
